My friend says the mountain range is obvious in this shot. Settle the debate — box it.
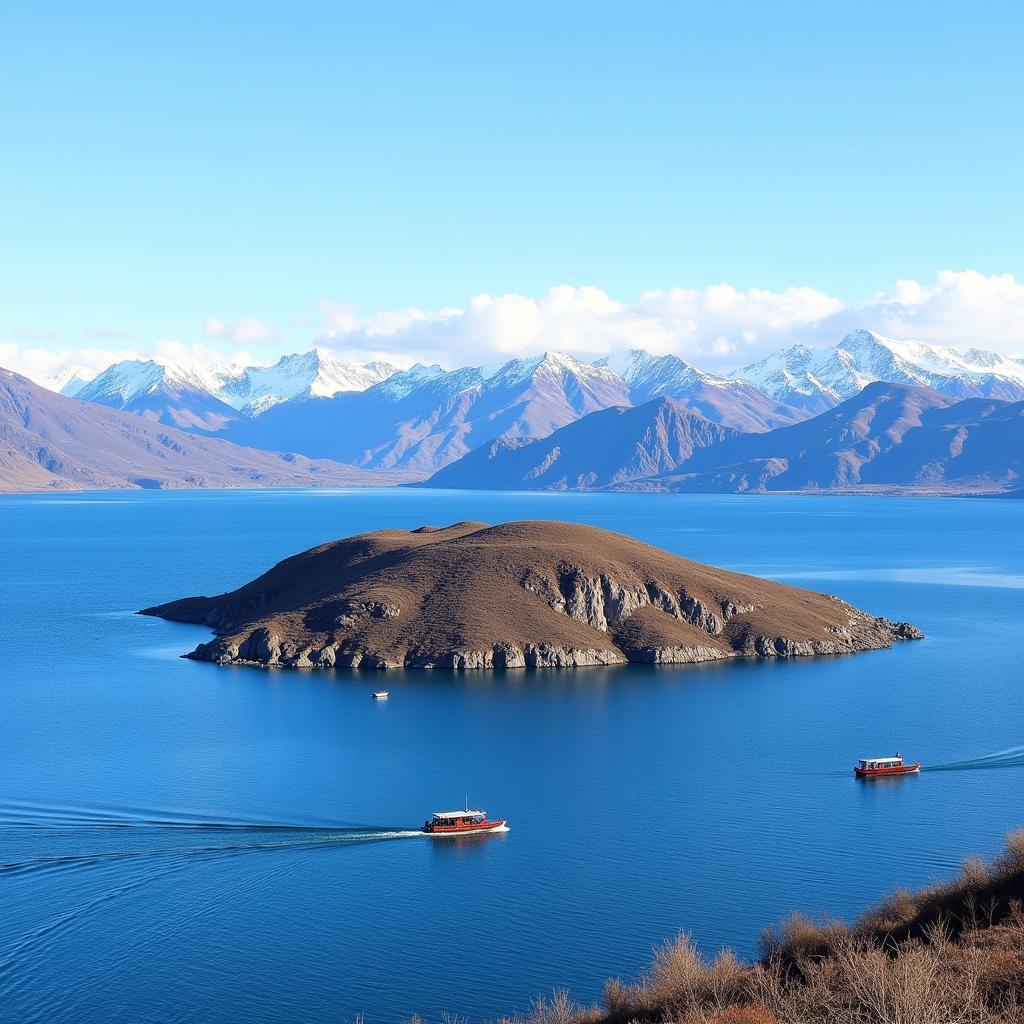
[5,328,1023,493]
[46,332,1024,470]
[69,350,399,442]
[0,369,405,492]
[427,382,1024,494]
[425,398,740,490]
[732,329,1024,410]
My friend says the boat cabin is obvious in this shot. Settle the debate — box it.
[430,810,487,827]
[858,756,905,770]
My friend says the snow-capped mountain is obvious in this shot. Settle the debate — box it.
[38,331,1024,477]
[68,350,400,435]
[39,365,98,398]
[728,344,838,413]
[73,359,262,440]
[596,349,808,431]
[732,330,1024,409]
[214,349,399,415]
[75,359,225,407]
[252,351,633,473]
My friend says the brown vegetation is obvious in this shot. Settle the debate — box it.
[490,830,1024,1024]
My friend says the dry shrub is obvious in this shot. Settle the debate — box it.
[760,911,847,971]
[996,830,1024,875]
[705,1004,778,1024]
[525,990,601,1024]
[977,948,1024,998]
[959,855,993,891]
[636,933,749,1014]
[859,887,918,936]
[600,977,632,1017]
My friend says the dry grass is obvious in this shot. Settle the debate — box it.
[488,829,1024,1024]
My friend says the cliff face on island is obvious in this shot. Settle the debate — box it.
[141,520,921,670]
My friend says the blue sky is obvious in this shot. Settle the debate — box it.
[2,1,1023,374]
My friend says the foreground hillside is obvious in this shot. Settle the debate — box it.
[0,369,402,492]
[142,519,920,669]
[504,830,1024,1024]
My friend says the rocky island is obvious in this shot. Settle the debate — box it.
[142,520,922,670]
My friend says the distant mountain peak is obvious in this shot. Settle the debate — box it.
[733,331,1024,410]
[69,349,399,420]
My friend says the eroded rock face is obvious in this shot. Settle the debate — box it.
[626,644,733,665]
[144,519,924,672]
[335,600,400,628]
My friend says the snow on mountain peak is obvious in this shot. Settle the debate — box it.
[67,349,400,414]
[733,330,1024,407]
[39,365,99,398]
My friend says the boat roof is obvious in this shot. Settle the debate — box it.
[859,756,904,764]
[433,809,485,817]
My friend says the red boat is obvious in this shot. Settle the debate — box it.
[422,807,509,836]
[854,754,921,778]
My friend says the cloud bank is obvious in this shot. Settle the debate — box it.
[3,271,1023,387]
[315,271,1024,368]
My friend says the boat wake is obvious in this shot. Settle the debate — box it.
[0,799,381,831]
[925,745,1024,772]
[0,807,425,990]
[0,801,426,879]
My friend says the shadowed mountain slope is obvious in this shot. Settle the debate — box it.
[424,398,739,490]
[630,382,1024,493]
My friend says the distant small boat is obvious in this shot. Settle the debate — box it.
[371,690,389,700]
[855,753,920,778]
[422,807,509,837]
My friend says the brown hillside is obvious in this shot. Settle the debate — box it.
[0,368,406,492]
[142,520,921,670]
[503,830,1024,1024]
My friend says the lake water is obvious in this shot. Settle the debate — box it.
[1,489,1022,1023]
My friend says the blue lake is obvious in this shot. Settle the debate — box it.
[1,489,1022,1023]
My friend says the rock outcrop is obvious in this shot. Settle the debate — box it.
[141,520,922,670]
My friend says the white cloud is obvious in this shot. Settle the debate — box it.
[317,272,1024,369]
[0,343,142,387]
[316,282,845,367]
[203,316,279,345]
[150,339,258,368]
[851,270,1024,351]
[5,271,1024,389]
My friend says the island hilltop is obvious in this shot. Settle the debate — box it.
[142,520,922,670]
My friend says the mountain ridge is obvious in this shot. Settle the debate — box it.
[424,382,1024,495]
[0,368,407,492]
[732,329,1024,409]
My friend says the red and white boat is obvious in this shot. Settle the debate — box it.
[854,754,921,778]
[422,807,509,837]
